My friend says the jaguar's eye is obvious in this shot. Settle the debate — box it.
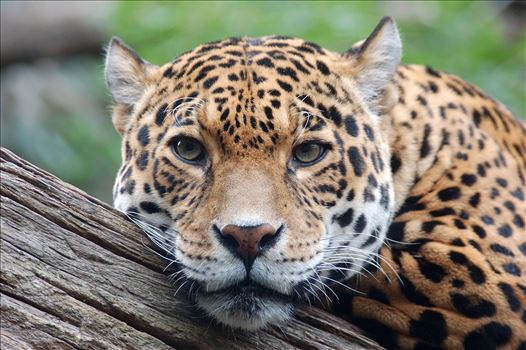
[292,143,326,165]
[171,137,205,163]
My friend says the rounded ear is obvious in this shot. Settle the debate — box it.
[105,37,158,105]
[342,17,402,112]
[104,37,158,134]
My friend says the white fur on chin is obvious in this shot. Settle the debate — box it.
[196,292,293,331]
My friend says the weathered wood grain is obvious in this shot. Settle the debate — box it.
[0,147,381,350]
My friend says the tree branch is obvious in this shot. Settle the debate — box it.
[0,148,381,350]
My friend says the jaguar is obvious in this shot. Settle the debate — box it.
[105,17,526,349]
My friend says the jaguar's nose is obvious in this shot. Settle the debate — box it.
[217,224,280,271]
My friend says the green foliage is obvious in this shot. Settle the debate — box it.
[4,108,121,201]
[1,58,121,202]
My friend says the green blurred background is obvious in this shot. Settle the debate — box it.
[1,1,525,203]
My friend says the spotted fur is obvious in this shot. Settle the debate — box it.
[106,17,526,349]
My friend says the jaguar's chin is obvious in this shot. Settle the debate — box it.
[196,281,294,331]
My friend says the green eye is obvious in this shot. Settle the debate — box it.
[172,137,205,163]
[293,143,326,165]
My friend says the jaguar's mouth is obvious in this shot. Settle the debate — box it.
[196,279,295,330]
[204,279,292,301]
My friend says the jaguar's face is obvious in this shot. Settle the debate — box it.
[107,17,400,330]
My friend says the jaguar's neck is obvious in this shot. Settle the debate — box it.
[381,65,459,213]
[382,64,525,214]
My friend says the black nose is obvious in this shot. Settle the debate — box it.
[216,224,280,271]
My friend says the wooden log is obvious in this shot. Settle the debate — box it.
[0,147,382,350]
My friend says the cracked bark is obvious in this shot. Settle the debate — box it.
[0,148,382,350]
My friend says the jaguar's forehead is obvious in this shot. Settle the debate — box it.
[159,35,343,106]
[147,36,346,154]
[167,35,337,75]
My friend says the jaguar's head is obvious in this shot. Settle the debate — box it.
[106,17,401,330]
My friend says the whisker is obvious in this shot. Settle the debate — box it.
[310,270,336,302]
[323,252,389,283]
[318,261,376,282]
[312,270,339,301]
[326,244,401,284]
[167,98,205,126]
[321,275,366,295]
[174,280,189,297]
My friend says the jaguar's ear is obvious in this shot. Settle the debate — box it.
[343,17,402,111]
[104,37,158,133]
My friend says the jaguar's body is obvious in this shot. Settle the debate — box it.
[105,18,526,349]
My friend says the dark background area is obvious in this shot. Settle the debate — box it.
[1,1,524,203]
